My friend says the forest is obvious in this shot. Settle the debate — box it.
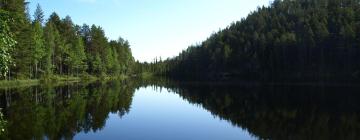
[0,0,134,81]
[145,0,360,82]
[2,0,360,83]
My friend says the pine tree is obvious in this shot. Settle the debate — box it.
[48,12,66,75]
[66,36,87,76]
[33,4,44,25]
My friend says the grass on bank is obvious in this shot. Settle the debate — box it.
[0,75,83,89]
[0,73,132,89]
[0,79,39,89]
[139,72,154,79]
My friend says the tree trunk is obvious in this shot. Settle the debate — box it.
[35,63,38,78]
[8,68,10,80]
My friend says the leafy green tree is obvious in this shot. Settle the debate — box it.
[104,45,116,74]
[53,27,65,75]
[66,36,87,76]
[2,0,33,79]
[31,21,45,78]
[0,10,17,79]
[92,54,104,75]
[47,13,66,75]
[43,22,56,75]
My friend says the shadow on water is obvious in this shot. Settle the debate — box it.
[1,78,360,140]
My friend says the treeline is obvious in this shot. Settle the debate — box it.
[151,0,360,82]
[0,0,134,80]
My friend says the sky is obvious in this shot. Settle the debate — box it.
[27,0,269,62]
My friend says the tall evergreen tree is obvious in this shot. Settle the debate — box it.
[66,36,87,76]
[43,22,56,75]
[33,4,44,25]
[2,0,33,79]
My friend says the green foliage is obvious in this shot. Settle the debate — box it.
[39,75,79,84]
[0,10,16,78]
[1,0,33,79]
[66,36,87,76]
[79,73,97,81]
[29,5,46,78]
[82,25,134,76]
[87,25,108,75]
[31,21,45,78]
[0,79,39,89]
[33,4,44,24]
[43,22,56,75]
[0,2,135,80]
[159,0,360,82]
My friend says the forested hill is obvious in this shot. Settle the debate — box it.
[156,0,360,82]
[0,0,134,80]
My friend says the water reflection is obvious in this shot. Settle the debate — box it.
[164,83,360,140]
[0,81,135,140]
[1,79,360,140]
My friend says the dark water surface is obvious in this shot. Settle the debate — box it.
[0,80,360,140]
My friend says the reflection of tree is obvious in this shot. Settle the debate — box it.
[137,77,360,140]
[0,108,6,139]
[0,81,135,140]
[1,77,360,140]
[170,84,360,140]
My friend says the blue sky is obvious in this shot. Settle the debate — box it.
[27,0,269,62]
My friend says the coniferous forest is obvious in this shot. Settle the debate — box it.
[0,0,134,81]
[1,0,360,82]
[144,0,360,82]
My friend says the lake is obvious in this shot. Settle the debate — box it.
[1,80,360,140]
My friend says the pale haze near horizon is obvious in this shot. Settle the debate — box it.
[28,0,270,62]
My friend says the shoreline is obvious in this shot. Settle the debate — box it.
[0,75,130,89]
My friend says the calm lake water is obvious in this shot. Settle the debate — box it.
[1,80,360,140]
